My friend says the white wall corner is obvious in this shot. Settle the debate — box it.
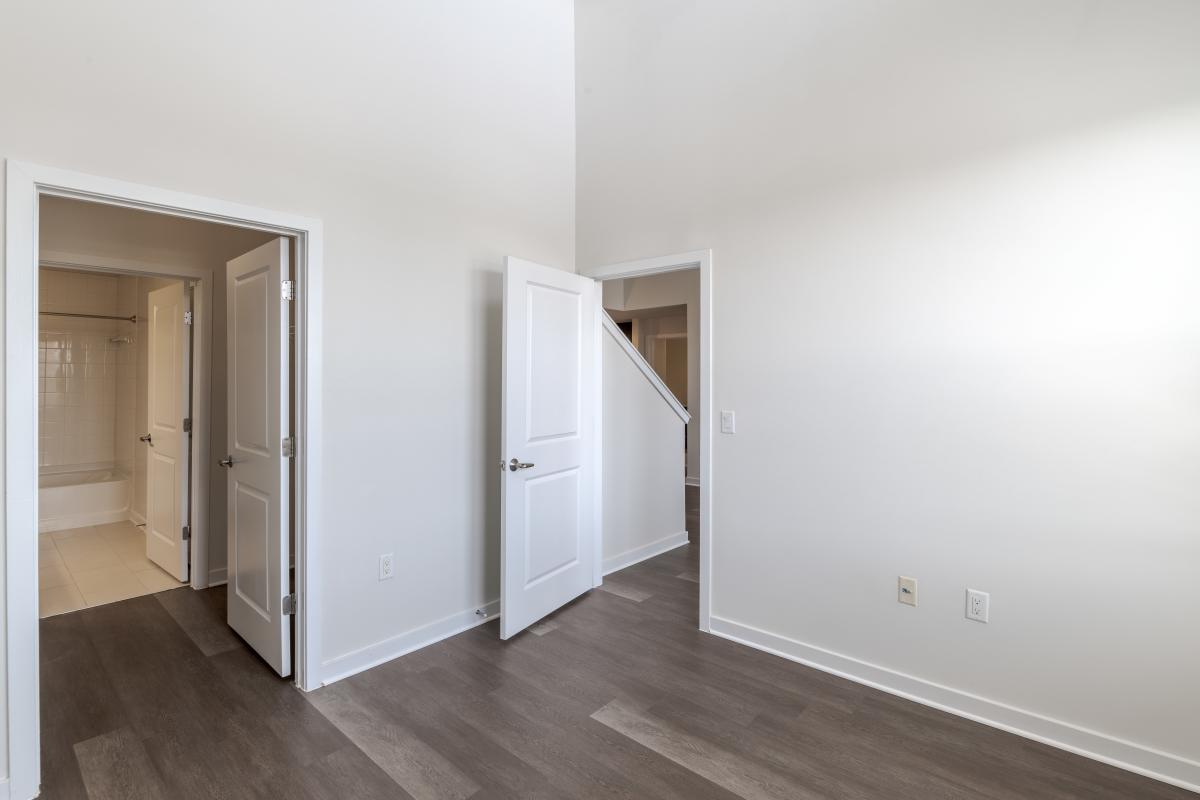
[708,617,1200,795]
[603,531,689,576]
[317,600,500,688]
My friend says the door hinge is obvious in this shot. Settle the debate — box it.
[184,310,194,325]
[183,417,192,434]
[282,593,297,615]
[282,436,295,458]
[281,280,295,301]
[182,525,191,541]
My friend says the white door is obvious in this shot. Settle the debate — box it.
[144,283,191,581]
[501,256,597,639]
[224,238,292,676]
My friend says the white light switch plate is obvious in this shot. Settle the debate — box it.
[721,410,736,434]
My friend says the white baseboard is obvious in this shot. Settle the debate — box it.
[318,599,500,687]
[709,616,1200,795]
[38,508,128,533]
[128,509,146,525]
[207,567,227,587]
[684,476,700,487]
[603,531,689,576]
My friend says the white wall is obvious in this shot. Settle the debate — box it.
[578,0,1200,788]
[604,270,701,481]
[602,327,687,573]
[1,1,574,778]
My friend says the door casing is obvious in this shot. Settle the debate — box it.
[4,160,325,800]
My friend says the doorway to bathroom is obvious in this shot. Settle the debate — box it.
[38,266,197,613]
[6,161,324,800]
[33,195,290,622]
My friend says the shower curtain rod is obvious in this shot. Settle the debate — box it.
[39,311,137,323]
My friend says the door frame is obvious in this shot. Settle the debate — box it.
[40,255,212,586]
[5,160,325,800]
[579,250,713,631]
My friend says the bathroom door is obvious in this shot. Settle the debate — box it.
[145,283,192,582]
[500,256,598,639]
[224,238,292,677]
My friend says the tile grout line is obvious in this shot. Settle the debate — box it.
[40,522,184,617]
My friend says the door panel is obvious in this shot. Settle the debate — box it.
[225,237,292,677]
[145,282,190,581]
[501,257,597,639]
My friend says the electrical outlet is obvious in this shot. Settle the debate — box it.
[721,410,736,434]
[379,553,395,581]
[898,575,918,607]
[966,588,989,623]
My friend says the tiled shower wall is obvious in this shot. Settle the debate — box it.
[38,269,137,471]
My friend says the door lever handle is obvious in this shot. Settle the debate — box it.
[219,455,235,468]
[508,458,535,471]
[139,433,152,444]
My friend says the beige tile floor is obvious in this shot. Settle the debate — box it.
[39,520,186,618]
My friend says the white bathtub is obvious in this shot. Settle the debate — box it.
[38,467,131,532]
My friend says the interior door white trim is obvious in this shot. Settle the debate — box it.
[579,250,712,632]
[4,159,325,800]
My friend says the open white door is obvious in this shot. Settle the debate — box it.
[144,283,191,582]
[501,256,597,639]
[224,238,292,677]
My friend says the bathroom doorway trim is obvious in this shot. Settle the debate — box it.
[4,159,325,800]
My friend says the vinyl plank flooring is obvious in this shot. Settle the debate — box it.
[346,665,566,799]
[251,744,415,800]
[40,612,129,800]
[410,667,648,799]
[73,727,169,800]
[142,729,286,800]
[483,669,745,800]
[650,694,949,800]
[596,580,653,603]
[207,644,348,768]
[526,619,559,635]
[153,587,242,656]
[306,681,481,800]
[38,535,1193,800]
[80,597,244,748]
[592,698,811,800]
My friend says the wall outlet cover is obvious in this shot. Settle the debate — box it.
[966,588,989,622]
[898,575,918,607]
[379,553,395,581]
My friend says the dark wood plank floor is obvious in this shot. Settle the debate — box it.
[41,526,1190,798]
